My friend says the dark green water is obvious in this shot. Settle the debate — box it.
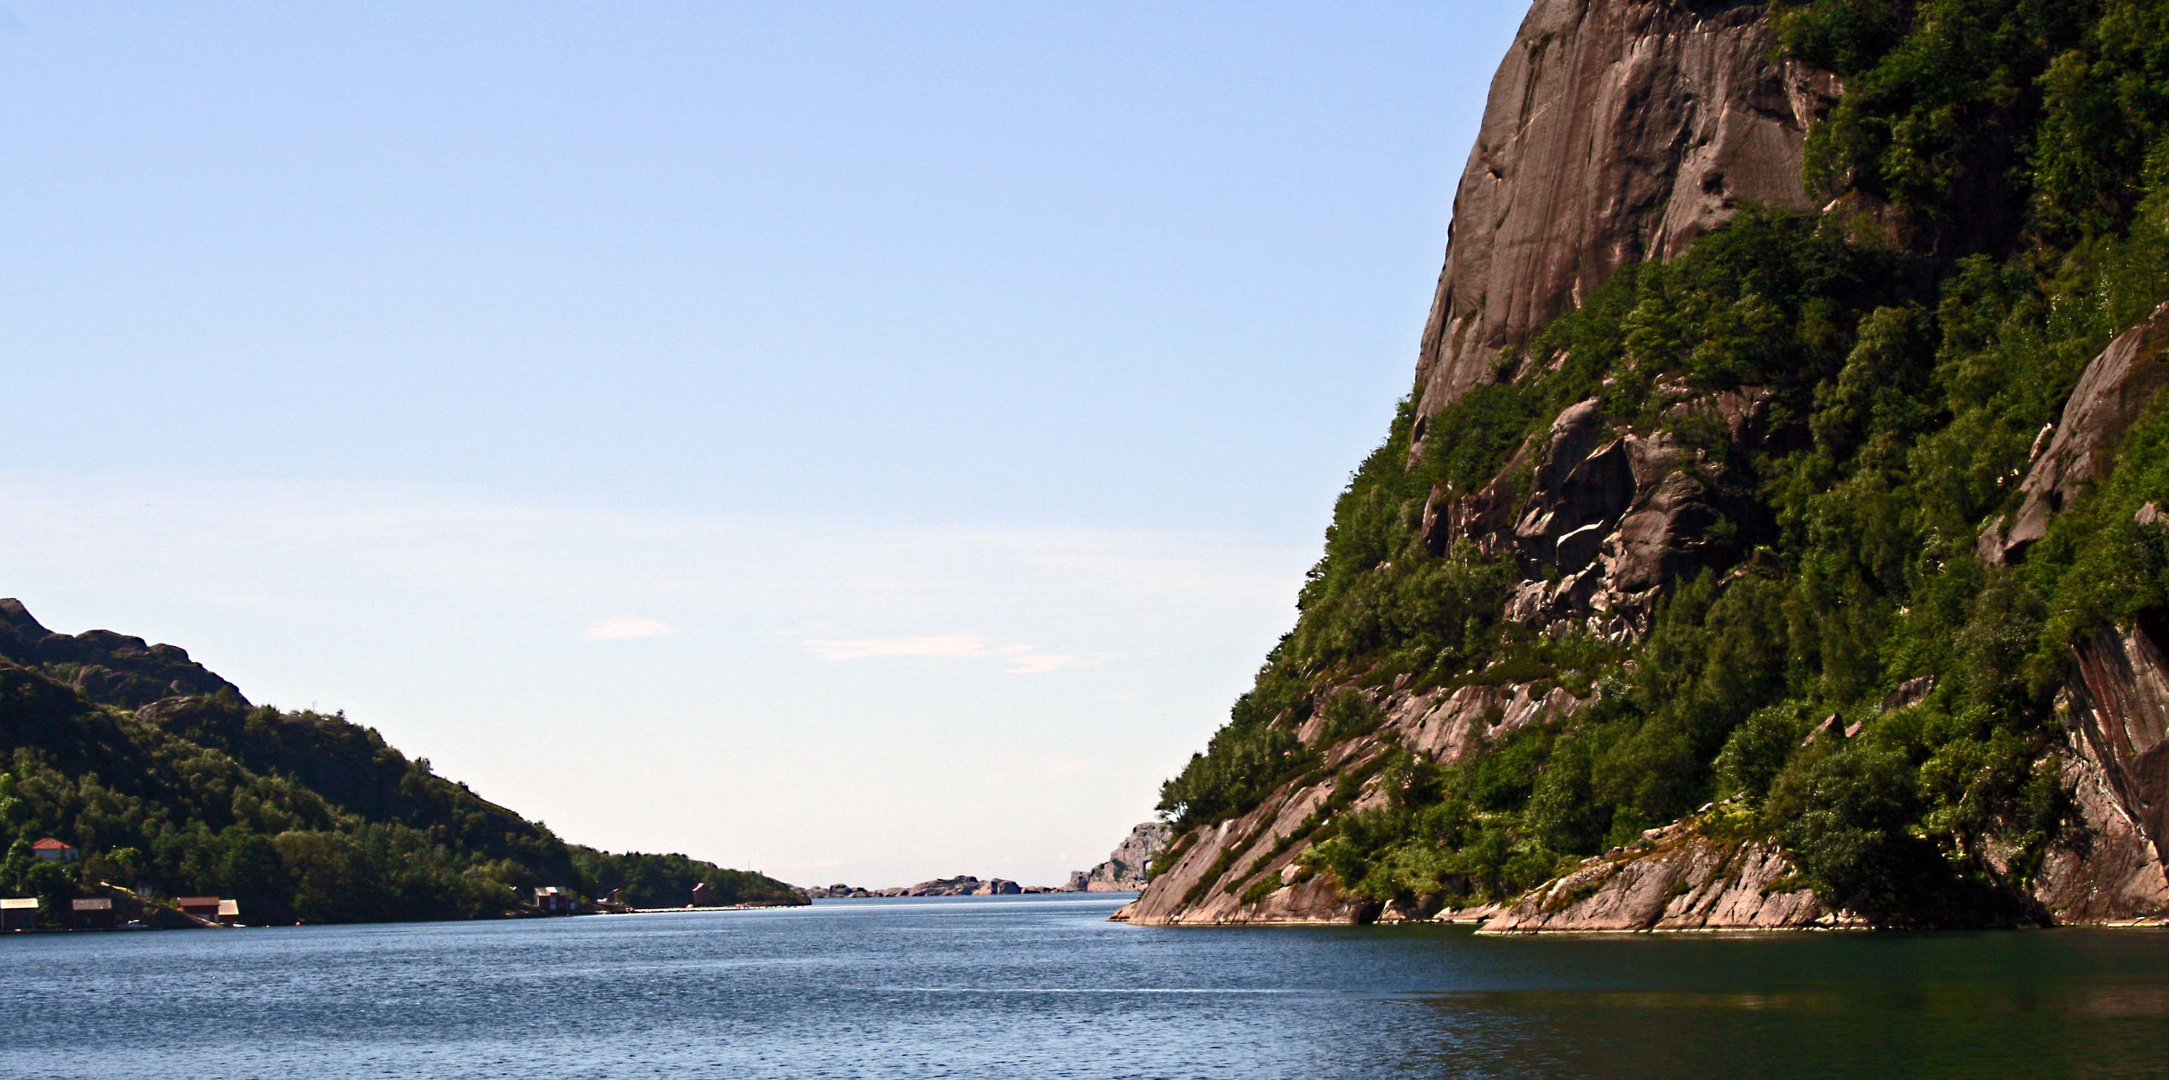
[3,893,2164,1078]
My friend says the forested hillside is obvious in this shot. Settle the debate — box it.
[0,600,802,923]
[1135,0,2169,929]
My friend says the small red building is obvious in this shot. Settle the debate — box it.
[31,838,78,863]
[533,887,577,916]
[175,896,240,924]
[176,896,221,919]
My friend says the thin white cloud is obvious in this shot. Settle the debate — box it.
[1010,650,1084,676]
[802,634,1113,675]
[1006,652,1099,675]
[586,616,669,641]
[802,634,994,661]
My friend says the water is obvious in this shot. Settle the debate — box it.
[4,893,2167,1079]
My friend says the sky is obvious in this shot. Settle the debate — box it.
[0,1,1527,887]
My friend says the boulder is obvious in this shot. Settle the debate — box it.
[1880,675,1936,713]
[1983,302,2169,564]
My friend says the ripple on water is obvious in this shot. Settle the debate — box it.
[3,896,2167,1079]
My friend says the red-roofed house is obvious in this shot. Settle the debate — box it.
[31,838,78,863]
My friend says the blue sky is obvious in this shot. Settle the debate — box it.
[0,2,1525,886]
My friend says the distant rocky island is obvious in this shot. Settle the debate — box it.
[805,876,1045,899]
[806,821,1172,899]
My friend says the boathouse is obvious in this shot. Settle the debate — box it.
[218,899,241,925]
[1,898,36,931]
[534,887,576,915]
[176,896,222,920]
[69,897,114,929]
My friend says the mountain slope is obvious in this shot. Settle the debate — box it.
[0,600,803,923]
[1130,0,2169,930]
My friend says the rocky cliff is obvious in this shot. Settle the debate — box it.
[2007,307,2169,925]
[1066,821,1170,892]
[1134,0,2169,931]
[2036,606,2169,921]
[1981,304,2169,566]
[1412,0,1830,425]
[1123,680,1587,925]
[0,598,246,708]
[1478,811,1839,933]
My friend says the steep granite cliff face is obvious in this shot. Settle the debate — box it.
[1137,0,2169,931]
[1413,0,1830,424]
[2036,612,2169,921]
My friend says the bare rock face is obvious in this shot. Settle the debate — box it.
[1065,821,1172,892]
[2036,731,2169,923]
[1397,680,1584,764]
[1481,817,1833,933]
[1982,302,2169,565]
[1444,388,1769,641]
[2069,615,2169,852]
[1121,755,1379,926]
[1123,678,1588,925]
[1412,0,1831,423]
[0,597,247,710]
[2035,615,2169,923]
[1880,675,1936,713]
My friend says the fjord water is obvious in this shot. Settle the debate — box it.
[5,895,2166,1079]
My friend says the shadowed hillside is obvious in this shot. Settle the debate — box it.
[0,599,803,923]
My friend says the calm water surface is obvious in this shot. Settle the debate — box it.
[4,894,2166,1078]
